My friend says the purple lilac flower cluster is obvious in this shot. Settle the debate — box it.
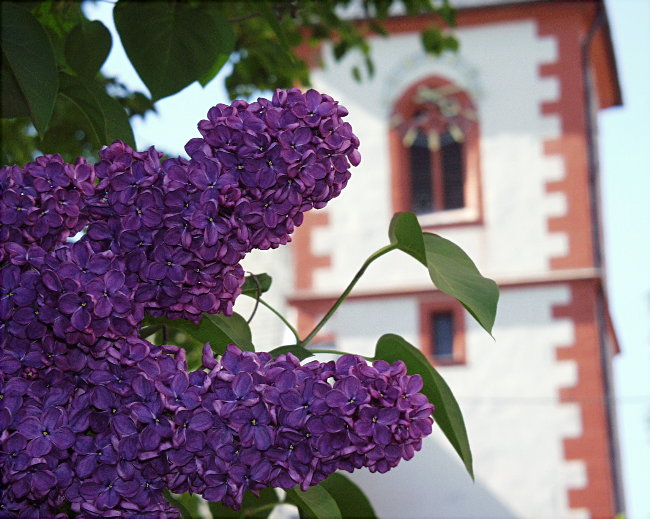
[165,345,433,510]
[0,88,432,517]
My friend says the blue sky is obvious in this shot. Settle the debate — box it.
[85,0,650,516]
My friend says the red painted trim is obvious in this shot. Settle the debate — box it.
[296,2,620,109]
[538,13,597,271]
[553,279,618,518]
[292,211,331,292]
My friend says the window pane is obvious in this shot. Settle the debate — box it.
[431,311,454,359]
[409,130,433,214]
[441,132,465,210]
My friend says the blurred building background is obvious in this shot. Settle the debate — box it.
[240,1,625,517]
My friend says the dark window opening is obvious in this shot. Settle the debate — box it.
[407,128,466,214]
[409,130,433,214]
[431,311,454,360]
[440,132,465,210]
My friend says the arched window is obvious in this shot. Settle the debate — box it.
[390,76,481,225]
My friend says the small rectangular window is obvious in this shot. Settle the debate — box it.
[431,311,455,360]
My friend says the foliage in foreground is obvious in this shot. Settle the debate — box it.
[1,0,457,164]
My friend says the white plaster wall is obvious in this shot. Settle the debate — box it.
[304,19,565,294]
[236,244,297,351]
[330,285,586,519]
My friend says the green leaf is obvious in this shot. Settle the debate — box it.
[388,211,426,264]
[241,273,273,298]
[269,345,314,361]
[114,0,235,101]
[208,488,278,518]
[163,490,198,519]
[58,73,135,147]
[423,233,499,335]
[351,65,361,82]
[258,0,296,64]
[1,53,30,118]
[197,3,234,87]
[388,212,499,335]
[139,325,162,338]
[374,333,473,479]
[286,486,342,519]
[142,312,254,353]
[206,313,254,352]
[421,27,445,55]
[1,2,58,133]
[64,20,112,78]
[319,473,377,519]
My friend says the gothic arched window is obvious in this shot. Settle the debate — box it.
[390,77,481,225]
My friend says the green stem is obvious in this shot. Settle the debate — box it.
[299,244,397,348]
[259,297,301,343]
[308,348,373,361]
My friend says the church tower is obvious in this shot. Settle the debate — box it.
[241,1,624,517]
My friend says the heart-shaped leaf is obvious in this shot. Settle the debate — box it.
[64,20,112,78]
[114,0,234,101]
[287,485,342,519]
[374,333,473,479]
[1,2,58,133]
[388,212,498,335]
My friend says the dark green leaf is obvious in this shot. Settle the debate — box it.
[1,53,30,118]
[114,1,235,101]
[163,490,197,519]
[198,3,235,87]
[1,2,58,133]
[58,73,135,147]
[258,0,296,64]
[142,312,254,353]
[286,486,342,519]
[333,41,349,61]
[439,2,457,27]
[388,211,426,264]
[269,345,314,361]
[369,20,388,36]
[351,66,361,82]
[209,488,279,518]
[241,273,273,298]
[423,233,498,335]
[139,325,162,338]
[319,473,377,519]
[206,313,254,352]
[388,212,498,335]
[374,333,473,479]
[64,20,112,78]
[421,27,445,55]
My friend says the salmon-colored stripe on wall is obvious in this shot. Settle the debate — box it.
[538,12,596,271]
[553,280,616,518]
[292,211,331,292]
